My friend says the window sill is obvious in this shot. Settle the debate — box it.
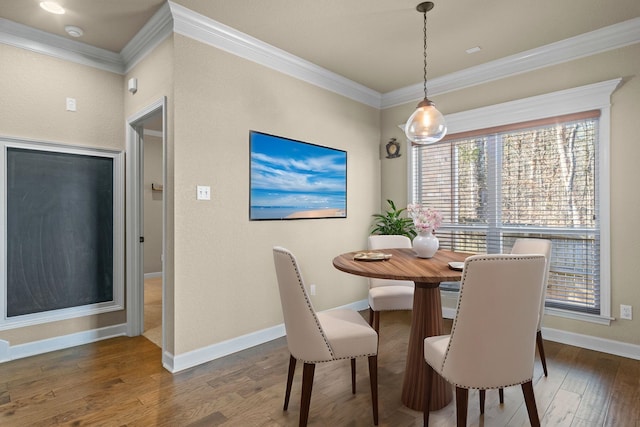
[545,307,613,326]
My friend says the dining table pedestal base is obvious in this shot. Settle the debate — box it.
[332,248,468,412]
[401,282,453,411]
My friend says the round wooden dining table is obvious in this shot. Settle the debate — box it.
[332,248,470,411]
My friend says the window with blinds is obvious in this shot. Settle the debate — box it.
[412,111,601,314]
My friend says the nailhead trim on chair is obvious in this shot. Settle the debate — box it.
[437,255,539,389]
[439,376,533,391]
[277,248,335,361]
[300,353,378,363]
[277,248,377,364]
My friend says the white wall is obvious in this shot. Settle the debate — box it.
[169,35,381,355]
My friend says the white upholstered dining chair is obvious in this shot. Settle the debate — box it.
[480,238,553,412]
[272,246,379,426]
[367,235,414,333]
[423,254,547,427]
[512,238,552,376]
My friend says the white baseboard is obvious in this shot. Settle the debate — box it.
[443,306,457,319]
[341,299,370,313]
[144,272,162,279]
[542,326,640,361]
[165,299,640,373]
[444,305,639,360]
[165,323,286,373]
[3,299,636,373]
[0,300,367,370]
[164,299,370,373]
[441,291,640,360]
[0,339,9,362]
[3,323,127,362]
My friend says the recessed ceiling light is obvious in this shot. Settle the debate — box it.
[65,25,84,37]
[465,46,482,54]
[39,1,65,14]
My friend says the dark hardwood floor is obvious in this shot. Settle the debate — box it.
[0,311,638,426]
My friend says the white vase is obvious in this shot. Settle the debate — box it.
[413,230,439,258]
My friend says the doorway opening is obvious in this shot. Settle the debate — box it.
[126,98,166,351]
[140,112,163,347]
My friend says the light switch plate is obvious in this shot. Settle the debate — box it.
[66,97,77,112]
[196,185,210,200]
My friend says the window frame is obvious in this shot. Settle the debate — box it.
[408,78,621,325]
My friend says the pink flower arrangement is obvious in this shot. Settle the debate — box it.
[407,204,443,234]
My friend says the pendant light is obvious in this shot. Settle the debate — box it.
[404,2,447,145]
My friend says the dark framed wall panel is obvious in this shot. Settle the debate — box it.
[1,139,124,329]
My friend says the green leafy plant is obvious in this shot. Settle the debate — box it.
[370,199,416,239]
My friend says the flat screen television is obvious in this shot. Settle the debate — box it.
[250,131,347,220]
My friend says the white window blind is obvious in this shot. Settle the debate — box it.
[412,111,601,314]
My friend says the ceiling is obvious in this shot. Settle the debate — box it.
[1,0,639,94]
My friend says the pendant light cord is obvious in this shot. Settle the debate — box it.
[406,2,447,144]
[423,9,428,100]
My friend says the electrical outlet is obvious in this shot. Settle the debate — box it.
[310,284,316,296]
[620,304,633,320]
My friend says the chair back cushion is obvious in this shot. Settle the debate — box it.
[367,235,413,288]
[511,238,552,330]
[273,247,333,362]
[368,234,412,249]
[441,254,546,388]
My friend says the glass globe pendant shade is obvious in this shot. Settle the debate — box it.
[404,98,447,144]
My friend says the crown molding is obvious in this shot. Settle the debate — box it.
[121,2,173,73]
[0,4,172,76]
[0,18,124,74]
[0,7,637,108]
[381,17,640,109]
[168,1,382,108]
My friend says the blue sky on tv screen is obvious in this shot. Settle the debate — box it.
[250,132,346,218]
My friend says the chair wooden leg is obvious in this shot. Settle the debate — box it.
[368,355,379,425]
[536,330,548,377]
[284,355,296,410]
[351,358,356,394]
[369,307,374,326]
[455,387,469,427]
[521,380,541,427]
[479,388,502,413]
[423,363,434,426]
[299,363,315,427]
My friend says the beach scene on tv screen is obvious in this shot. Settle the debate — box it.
[250,132,347,220]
